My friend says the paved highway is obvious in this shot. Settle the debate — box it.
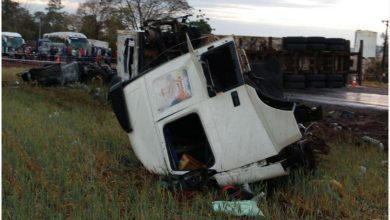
[285,87,388,111]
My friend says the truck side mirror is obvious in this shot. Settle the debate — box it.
[108,77,133,133]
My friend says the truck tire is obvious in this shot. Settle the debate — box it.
[307,37,326,43]
[308,43,326,51]
[306,74,326,81]
[284,74,305,82]
[325,74,344,81]
[284,81,306,89]
[326,81,344,88]
[284,43,307,51]
[326,44,345,51]
[326,38,346,44]
[283,37,307,44]
[306,81,325,88]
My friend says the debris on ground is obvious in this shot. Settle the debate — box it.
[19,62,116,86]
[304,107,388,149]
[361,136,385,151]
[329,179,344,198]
[212,200,264,217]
[221,185,254,201]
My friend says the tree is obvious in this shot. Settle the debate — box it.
[118,0,191,30]
[77,0,115,39]
[44,0,66,31]
[2,0,37,40]
[46,0,64,12]
[188,19,212,34]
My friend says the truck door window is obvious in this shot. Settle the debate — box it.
[200,42,244,96]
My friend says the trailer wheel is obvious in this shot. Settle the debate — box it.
[284,74,305,82]
[326,81,345,88]
[306,74,326,81]
[326,74,344,81]
[308,43,326,51]
[284,81,306,89]
[326,44,345,51]
[283,37,307,44]
[307,37,326,43]
[326,38,346,44]
[284,43,307,51]
[306,81,325,88]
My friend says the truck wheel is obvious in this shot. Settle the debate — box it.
[284,81,306,89]
[284,74,305,82]
[306,81,325,88]
[326,81,345,88]
[326,74,344,81]
[306,74,326,81]
[326,38,346,44]
[284,43,307,51]
[307,37,326,43]
[308,43,326,51]
[283,37,307,44]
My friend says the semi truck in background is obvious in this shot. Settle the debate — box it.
[2,32,26,58]
[42,32,90,56]
[88,39,110,56]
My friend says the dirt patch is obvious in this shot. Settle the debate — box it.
[312,105,388,147]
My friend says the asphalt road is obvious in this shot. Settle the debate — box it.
[285,87,388,111]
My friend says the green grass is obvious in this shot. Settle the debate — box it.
[2,66,388,219]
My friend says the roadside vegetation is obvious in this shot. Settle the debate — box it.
[2,66,388,219]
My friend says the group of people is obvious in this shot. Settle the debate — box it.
[6,44,113,65]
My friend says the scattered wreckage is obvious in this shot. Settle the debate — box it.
[108,17,325,191]
[19,61,115,86]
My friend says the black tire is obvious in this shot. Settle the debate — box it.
[326,74,344,81]
[326,38,346,44]
[326,81,345,88]
[283,37,307,44]
[306,74,326,81]
[284,74,305,82]
[284,43,307,51]
[307,37,326,43]
[344,40,350,52]
[284,81,306,89]
[326,44,345,51]
[306,81,325,88]
[308,43,326,50]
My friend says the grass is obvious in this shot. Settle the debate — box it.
[2,66,388,219]
[362,80,388,89]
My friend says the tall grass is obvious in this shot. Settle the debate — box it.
[2,66,388,219]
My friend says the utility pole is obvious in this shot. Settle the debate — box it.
[381,20,388,77]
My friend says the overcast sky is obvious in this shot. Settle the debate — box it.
[21,0,390,44]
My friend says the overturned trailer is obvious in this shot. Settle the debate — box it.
[225,35,358,89]
[109,19,320,187]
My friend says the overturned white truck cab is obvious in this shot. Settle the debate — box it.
[109,20,318,187]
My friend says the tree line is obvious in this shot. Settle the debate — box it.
[2,0,212,51]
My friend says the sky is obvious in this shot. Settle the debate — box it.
[19,0,390,44]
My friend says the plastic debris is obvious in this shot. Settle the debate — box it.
[212,200,264,217]
[222,185,254,201]
[361,136,384,151]
[251,192,266,202]
[340,110,355,119]
[359,165,367,174]
[329,179,344,197]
